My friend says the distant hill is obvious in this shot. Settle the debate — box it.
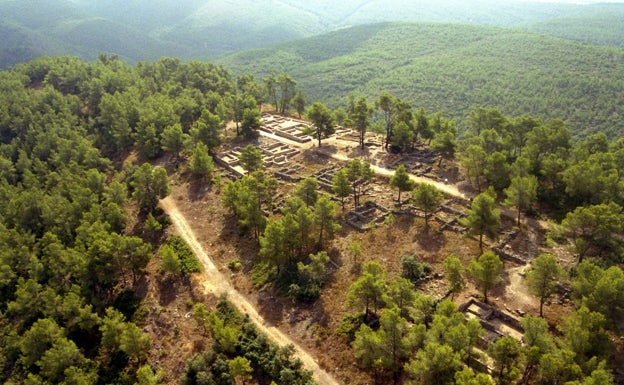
[0,0,178,66]
[2,0,624,67]
[48,18,187,61]
[219,22,624,138]
[0,22,65,68]
[3,1,622,136]
[523,3,624,48]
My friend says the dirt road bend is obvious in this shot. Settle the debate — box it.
[159,197,341,385]
[324,150,467,199]
[258,130,466,200]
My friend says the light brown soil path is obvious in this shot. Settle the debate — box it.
[504,265,536,311]
[258,130,467,199]
[159,196,341,385]
[324,150,467,199]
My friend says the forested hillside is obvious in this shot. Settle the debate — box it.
[0,56,220,383]
[0,53,324,384]
[220,22,624,137]
[0,0,186,67]
[1,52,624,385]
[523,3,624,48]
[1,0,623,68]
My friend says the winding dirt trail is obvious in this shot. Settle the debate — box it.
[159,197,341,385]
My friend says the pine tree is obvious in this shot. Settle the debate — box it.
[468,251,503,303]
[390,164,414,206]
[190,142,215,179]
[314,195,340,249]
[525,254,563,317]
[412,183,443,227]
[443,255,465,300]
[461,188,500,252]
[332,169,352,210]
[504,175,538,226]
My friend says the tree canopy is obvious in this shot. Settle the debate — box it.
[0,55,238,384]
[461,188,500,252]
[307,101,334,147]
[2,48,623,385]
[468,251,503,303]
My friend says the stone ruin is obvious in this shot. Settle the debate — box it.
[460,298,524,343]
[214,137,301,178]
[274,163,306,183]
[214,148,245,178]
[390,198,468,235]
[387,144,438,179]
[434,199,468,234]
[492,230,529,266]
[261,113,312,143]
[344,201,391,231]
[335,127,360,143]
[459,298,525,372]
[261,141,300,167]
[302,160,470,234]
[309,164,342,191]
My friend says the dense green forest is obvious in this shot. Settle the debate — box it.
[0,2,187,68]
[1,0,623,68]
[219,22,624,138]
[1,2,624,384]
[0,55,316,384]
[523,3,624,49]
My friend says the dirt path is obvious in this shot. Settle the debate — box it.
[504,265,535,311]
[259,130,467,199]
[324,150,466,199]
[159,197,341,385]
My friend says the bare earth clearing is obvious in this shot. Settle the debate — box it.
[148,123,576,384]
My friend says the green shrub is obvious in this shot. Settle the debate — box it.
[227,260,242,271]
[181,299,314,385]
[288,283,321,303]
[166,235,202,275]
[336,313,366,341]
[113,289,140,319]
[251,260,275,288]
[401,254,432,283]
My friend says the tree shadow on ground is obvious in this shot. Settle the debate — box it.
[414,223,446,254]
[258,247,343,329]
[316,142,338,153]
[308,296,332,329]
[350,262,362,276]
[256,289,285,326]
[133,274,150,300]
[347,145,373,162]
[301,146,336,165]
[393,213,413,233]
[157,275,180,306]
[217,214,260,266]
[487,263,513,304]
[186,176,214,202]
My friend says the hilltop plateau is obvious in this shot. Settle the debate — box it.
[1,1,624,382]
